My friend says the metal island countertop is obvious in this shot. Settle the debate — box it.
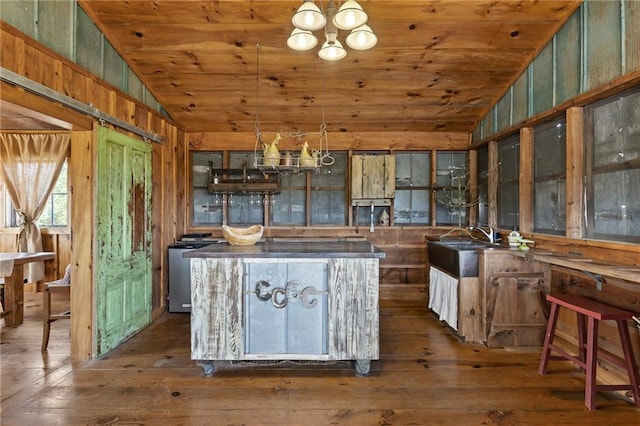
[183,240,385,259]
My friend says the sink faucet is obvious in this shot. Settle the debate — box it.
[469,225,495,243]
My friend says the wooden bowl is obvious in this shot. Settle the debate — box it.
[222,224,264,246]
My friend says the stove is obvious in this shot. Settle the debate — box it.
[168,233,215,313]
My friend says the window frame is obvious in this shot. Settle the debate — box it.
[583,87,640,243]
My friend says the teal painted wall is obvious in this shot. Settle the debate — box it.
[473,0,640,143]
[0,0,163,114]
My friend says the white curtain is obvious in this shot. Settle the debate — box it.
[0,132,70,282]
[428,266,459,330]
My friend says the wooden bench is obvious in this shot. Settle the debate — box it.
[538,293,640,410]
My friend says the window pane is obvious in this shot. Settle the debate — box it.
[499,183,519,228]
[396,152,430,188]
[311,191,345,224]
[228,194,263,225]
[533,179,566,234]
[593,90,640,168]
[311,152,346,225]
[191,152,223,226]
[193,188,223,225]
[312,153,346,187]
[476,146,489,225]
[592,169,640,238]
[272,189,305,225]
[498,136,519,229]
[36,160,68,227]
[394,189,429,224]
[534,120,566,178]
[533,118,566,235]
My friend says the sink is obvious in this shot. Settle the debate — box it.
[427,239,492,277]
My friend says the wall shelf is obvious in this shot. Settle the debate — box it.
[208,162,280,194]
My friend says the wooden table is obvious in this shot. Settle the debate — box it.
[0,252,56,326]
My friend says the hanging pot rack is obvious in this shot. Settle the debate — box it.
[252,44,334,173]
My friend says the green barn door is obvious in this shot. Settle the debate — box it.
[96,127,152,356]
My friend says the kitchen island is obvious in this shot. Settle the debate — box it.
[184,240,385,376]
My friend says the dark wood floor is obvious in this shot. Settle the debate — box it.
[1,291,639,425]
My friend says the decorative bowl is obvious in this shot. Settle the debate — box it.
[222,224,264,246]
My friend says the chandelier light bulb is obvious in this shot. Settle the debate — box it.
[318,39,347,61]
[333,0,368,30]
[346,25,377,50]
[292,1,326,31]
[287,28,318,51]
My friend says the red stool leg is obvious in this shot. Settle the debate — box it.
[539,302,560,375]
[584,316,598,410]
[617,320,640,406]
[576,312,587,372]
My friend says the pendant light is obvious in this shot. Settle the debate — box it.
[288,0,376,61]
[287,28,318,51]
[291,0,326,31]
[317,1,346,61]
[333,0,368,30]
[345,24,377,50]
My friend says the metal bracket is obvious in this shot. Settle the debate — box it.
[582,270,605,291]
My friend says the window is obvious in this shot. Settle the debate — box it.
[585,88,640,243]
[310,153,347,225]
[435,152,468,226]
[394,152,430,225]
[497,135,520,230]
[2,159,68,228]
[533,118,566,235]
[191,151,223,226]
[476,146,489,226]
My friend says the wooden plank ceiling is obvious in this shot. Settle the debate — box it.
[76,0,581,134]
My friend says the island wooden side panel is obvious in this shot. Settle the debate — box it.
[190,257,243,360]
[328,258,379,360]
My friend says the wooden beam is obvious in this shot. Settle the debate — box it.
[70,129,95,361]
[519,127,533,234]
[188,131,469,152]
[467,149,478,227]
[487,140,498,228]
[565,107,584,239]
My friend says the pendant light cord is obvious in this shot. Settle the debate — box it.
[254,43,261,140]
[320,60,334,166]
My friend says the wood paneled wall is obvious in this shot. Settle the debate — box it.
[1,22,183,360]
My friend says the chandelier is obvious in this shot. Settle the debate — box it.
[287,0,377,61]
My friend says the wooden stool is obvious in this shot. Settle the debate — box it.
[42,264,71,352]
[538,293,640,409]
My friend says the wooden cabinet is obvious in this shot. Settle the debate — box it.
[485,271,548,347]
[479,251,550,347]
[351,154,395,200]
